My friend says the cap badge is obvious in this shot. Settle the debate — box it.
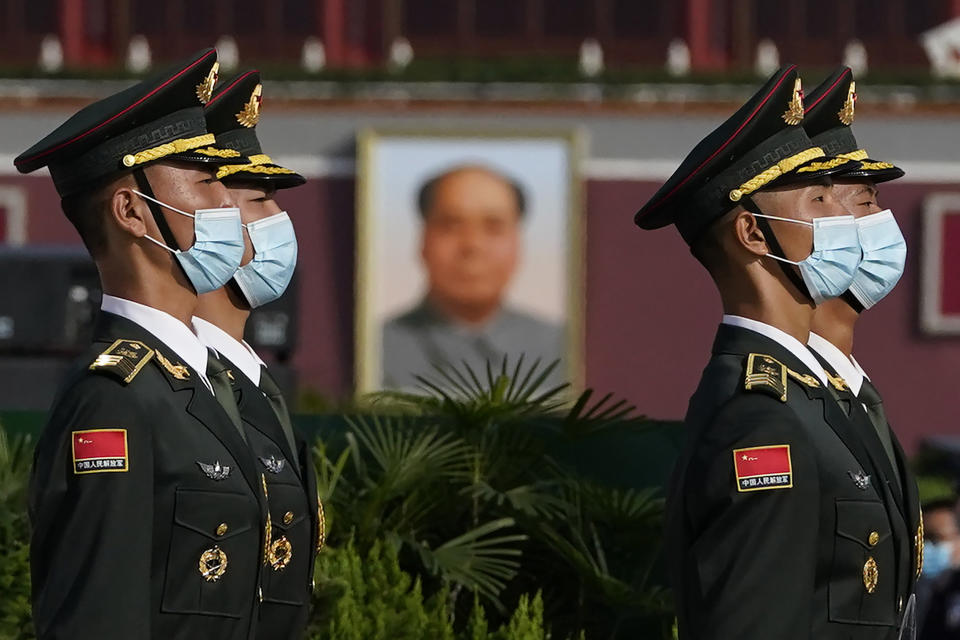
[236,83,262,128]
[196,61,220,104]
[782,76,804,125]
[838,81,856,126]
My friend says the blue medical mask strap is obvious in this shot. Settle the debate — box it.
[133,168,182,251]
[743,197,814,305]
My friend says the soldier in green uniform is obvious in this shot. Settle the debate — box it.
[192,70,321,640]
[17,50,273,639]
[635,66,915,638]
[804,67,923,627]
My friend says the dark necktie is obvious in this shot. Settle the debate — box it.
[206,351,245,442]
[858,378,900,484]
[259,365,298,460]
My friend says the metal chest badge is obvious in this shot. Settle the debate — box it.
[199,545,228,582]
[259,455,285,474]
[848,470,871,490]
[863,556,879,593]
[268,536,293,571]
[197,460,231,480]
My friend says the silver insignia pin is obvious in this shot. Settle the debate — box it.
[260,455,285,474]
[197,460,232,480]
[848,470,871,490]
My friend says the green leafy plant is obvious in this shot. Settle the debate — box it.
[0,427,35,640]
[313,357,674,638]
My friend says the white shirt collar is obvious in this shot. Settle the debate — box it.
[192,316,264,386]
[721,314,828,386]
[101,294,211,391]
[807,332,865,396]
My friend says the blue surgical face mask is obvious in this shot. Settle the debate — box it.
[233,211,298,308]
[848,209,907,310]
[923,540,955,579]
[753,213,863,305]
[134,189,245,295]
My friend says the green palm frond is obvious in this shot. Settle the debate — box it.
[409,517,527,607]
[562,388,638,438]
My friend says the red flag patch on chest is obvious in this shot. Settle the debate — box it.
[72,429,128,474]
[733,444,792,492]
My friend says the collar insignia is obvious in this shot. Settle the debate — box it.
[155,350,190,380]
[848,470,871,490]
[259,455,285,474]
[196,61,220,104]
[236,83,262,128]
[782,76,804,125]
[197,460,231,480]
[838,81,856,126]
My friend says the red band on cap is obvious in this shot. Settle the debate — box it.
[804,68,852,114]
[205,70,260,108]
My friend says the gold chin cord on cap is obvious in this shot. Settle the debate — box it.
[728,147,825,202]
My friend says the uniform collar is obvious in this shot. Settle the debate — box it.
[192,316,264,386]
[101,294,211,389]
[721,314,828,386]
[807,332,866,396]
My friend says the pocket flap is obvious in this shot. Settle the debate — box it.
[835,499,891,550]
[174,488,255,540]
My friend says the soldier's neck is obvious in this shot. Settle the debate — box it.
[809,297,858,357]
[99,260,197,329]
[194,287,251,343]
[719,269,814,345]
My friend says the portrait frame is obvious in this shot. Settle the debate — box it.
[920,192,960,335]
[354,127,586,394]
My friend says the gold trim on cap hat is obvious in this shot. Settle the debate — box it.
[197,61,220,104]
[838,81,856,126]
[236,84,262,128]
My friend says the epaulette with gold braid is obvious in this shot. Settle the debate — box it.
[744,353,788,403]
[89,339,155,384]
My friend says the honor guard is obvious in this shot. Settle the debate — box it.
[193,70,321,640]
[635,66,915,638]
[18,49,273,639]
[804,67,923,630]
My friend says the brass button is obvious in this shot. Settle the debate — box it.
[868,531,879,546]
[898,596,903,613]
[216,523,228,536]
[283,511,294,525]
[122,154,136,167]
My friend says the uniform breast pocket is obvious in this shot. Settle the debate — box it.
[161,488,261,618]
[829,499,897,626]
[262,481,311,605]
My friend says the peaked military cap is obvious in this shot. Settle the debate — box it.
[204,70,305,189]
[14,48,244,197]
[803,67,904,184]
[634,65,856,245]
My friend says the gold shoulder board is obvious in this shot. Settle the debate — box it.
[744,353,787,403]
[89,339,155,384]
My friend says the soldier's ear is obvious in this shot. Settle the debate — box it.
[108,179,150,240]
[733,207,769,259]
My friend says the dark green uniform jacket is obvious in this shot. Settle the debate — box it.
[30,312,270,640]
[666,324,917,640]
[217,355,320,640]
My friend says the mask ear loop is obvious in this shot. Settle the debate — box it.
[742,197,815,305]
[133,168,183,251]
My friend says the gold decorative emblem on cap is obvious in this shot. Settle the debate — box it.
[199,545,228,582]
[122,154,136,167]
[863,556,878,593]
[236,83,262,128]
[868,531,879,547]
[196,61,220,104]
[268,535,293,571]
[839,81,856,126]
[154,350,190,380]
[782,76,804,126]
